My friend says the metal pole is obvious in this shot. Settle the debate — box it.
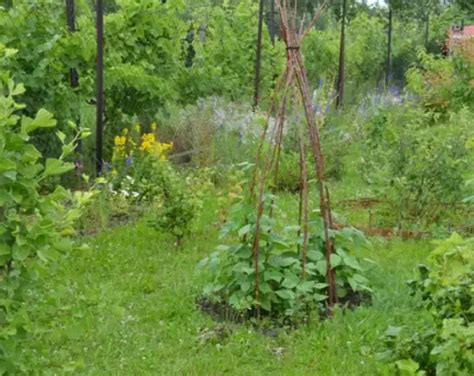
[385,6,393,87]
[96,0,104,176]
[270,0,275,46]
[425,12,429,50]
[335,0,346,108]
[65,0,83,156]
[65,0,79,88]
[253,0,265,109]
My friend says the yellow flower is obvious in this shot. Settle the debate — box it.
[114,135,126,147]
[140,133,156,152]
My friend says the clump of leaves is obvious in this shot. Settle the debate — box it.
[0,56,92,373]
[199,195,372,320]
[360,104,470,229]
[381,233,474,375]
[148,164,196,246]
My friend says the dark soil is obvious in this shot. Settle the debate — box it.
[196,290,372,327]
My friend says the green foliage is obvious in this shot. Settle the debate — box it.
[274,151,301,192]
[406,49,474,115]
[303,12,386,88]
[381,234,474,375]
[182,0,283,102]
[149,164,197,246]
[409,234,474,323]
[360,104,471,228]
[199,195,372,318]
[0,56,91,372]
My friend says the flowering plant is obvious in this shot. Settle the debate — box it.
[109,123,173,203]
[112,123,173,163]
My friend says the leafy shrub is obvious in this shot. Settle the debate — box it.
[381,234,474,375]
[148,164,196,246]
[199,195,372,319]
[406,48,474,115]
[360,104,471,229]
[0,57,91,373]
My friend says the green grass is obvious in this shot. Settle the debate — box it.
[24,195,433,375]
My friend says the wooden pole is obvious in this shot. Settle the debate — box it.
[96,0,104,176]
[253,0,265,108]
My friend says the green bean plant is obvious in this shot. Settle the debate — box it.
[199,194,372,320]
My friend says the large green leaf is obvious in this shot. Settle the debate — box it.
[21,109,56,135]
[43,159,74,177]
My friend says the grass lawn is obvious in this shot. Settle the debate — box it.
[25,194,433,375]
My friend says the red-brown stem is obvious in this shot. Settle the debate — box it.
[298,126,309,279]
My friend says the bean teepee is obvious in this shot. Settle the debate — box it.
[250,0,338,314]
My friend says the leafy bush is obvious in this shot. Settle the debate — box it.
[360,104,471,229]
[406,48,474,115]
[0,54,91,373]
[381,234,474,375]
[148,164,196,246]
[199,195,372,319]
